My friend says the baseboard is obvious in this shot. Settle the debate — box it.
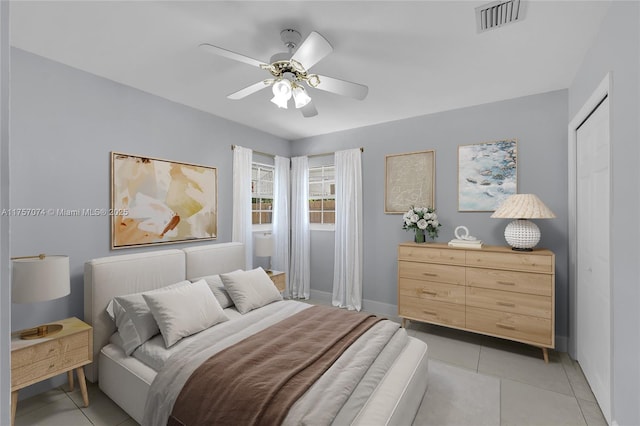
[310,289,569,353]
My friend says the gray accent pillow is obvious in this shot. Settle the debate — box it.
[220,267,283,314]
[191,274,234,309]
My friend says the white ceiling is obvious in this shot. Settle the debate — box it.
[10,1,610,140]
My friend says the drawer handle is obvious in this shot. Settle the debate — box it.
[421,290,437,296]
[422,273,438,277]
[497,281,516,286]
[496,323,516,330]
[497,301,516,307]
[48,363,55,369]
[422,310,437,316]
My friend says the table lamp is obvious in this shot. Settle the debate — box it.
[12,254,71,339]
[490,194,556,251]
[254,233,274,272]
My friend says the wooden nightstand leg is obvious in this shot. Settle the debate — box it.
[76,367,89,407]
[67,370,74,392]
[401,318,407,328]
[11,390,18,426]
[542,348,549,364]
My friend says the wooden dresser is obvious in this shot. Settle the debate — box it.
[398,242,555,362]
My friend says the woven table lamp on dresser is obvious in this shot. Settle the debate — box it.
[12,254,70,338]
[491,194,556,251]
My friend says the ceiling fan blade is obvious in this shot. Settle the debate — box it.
[228,80,273,100]
[291,32,333,71]
[313,75,369,100]
[300,101,318,118]
[199,43,266,68]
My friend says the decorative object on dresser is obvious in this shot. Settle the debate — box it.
[398,242,555,363]
[11,317,93,426]
[490,193,556,251]
[458,139,517,212]
[385,150,435,214]
[267,270,286,292]
[255,233,274,271]
[11,254,70,339]
[111,152,218,249]
[402,206,441,243]
[448,225,483,249]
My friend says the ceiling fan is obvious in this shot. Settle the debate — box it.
[199,29,369,117]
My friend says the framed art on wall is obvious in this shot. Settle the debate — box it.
[385,150,435,214]
[111,152,217,249]
[458,139,517,212]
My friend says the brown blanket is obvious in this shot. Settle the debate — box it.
[167,305,382,426]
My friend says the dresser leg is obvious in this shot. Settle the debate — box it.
[11,390,18,426]
[76,367,89,407]
[67,370,74,392]
[542,348,549,364]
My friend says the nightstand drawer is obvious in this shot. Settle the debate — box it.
[466,267,552,296]
[399,278,465,304]
[466,306,552,346]
[399,261,465,285]
[12,331,90,388]
[399,245,465,265]
[399,296,465,328]
[466,287,552,319]
[268,271,286,292]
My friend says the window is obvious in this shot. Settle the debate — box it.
[309,165,335,225]
[251,163,274,225]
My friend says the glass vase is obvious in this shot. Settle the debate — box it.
[414,228,426,243]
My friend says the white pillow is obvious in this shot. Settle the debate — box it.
[191,274,234,308]
[143,279,229,348]
[107,280,191,355]
[220,267,282,314]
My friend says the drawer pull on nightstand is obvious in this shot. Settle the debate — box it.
[497,281,516,286]
[497,301,516,307]
[421,290,437,296]
[496,323,516,330]
[422,273,438,277]
[422,310,437,316]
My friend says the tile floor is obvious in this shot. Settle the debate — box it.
[14,319,607,426]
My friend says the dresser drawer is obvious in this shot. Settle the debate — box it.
[399,245,465,265]
[11,331,90,388]
[399,278,465,304]
[466,251,553,273]
[466,287,552,319]
[466,307,552,346]
[399,261,465,285]
[466,267,552,296]
[399,296,465,328]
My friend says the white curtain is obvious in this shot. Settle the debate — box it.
[332,149,363,311]
[272,156,290,292]
[289,156,310,299]
[232,145,253,269]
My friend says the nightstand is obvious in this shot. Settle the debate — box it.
[11,317,93,425]
[267,270,286,292]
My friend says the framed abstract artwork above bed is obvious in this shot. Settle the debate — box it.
[458,139,517,212]
[111,152,217,249]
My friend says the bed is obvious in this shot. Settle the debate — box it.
[84,242,428,425]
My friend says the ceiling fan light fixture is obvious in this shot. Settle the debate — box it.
[292,85,312,108]
[272,79,292,99]
[270,95,289,109]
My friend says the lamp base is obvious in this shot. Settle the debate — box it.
[504,219,541,251]
[20,323,63,340]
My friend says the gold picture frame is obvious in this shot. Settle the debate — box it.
[385,150,435,214]
[111,152,217,249]
[458,139,517,212]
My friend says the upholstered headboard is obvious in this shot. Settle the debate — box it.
[83,242,245,382]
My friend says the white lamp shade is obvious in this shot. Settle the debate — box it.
[12,255,70,303]
[292,86,312,108]
[491,194,556,219]
[254,234,274,257]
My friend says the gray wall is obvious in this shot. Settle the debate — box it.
[568,2,640,425]
[1,1,11,423]
[292,90,570,347]
[10,48,289,398]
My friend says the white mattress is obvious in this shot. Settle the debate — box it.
[99,302,429,425]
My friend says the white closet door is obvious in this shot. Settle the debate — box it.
[576,95,611,423]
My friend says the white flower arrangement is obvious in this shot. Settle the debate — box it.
[402,206,442,240]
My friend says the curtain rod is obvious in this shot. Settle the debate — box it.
[231,144,364,159]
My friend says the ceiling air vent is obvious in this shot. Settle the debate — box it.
[476,0,523,33]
